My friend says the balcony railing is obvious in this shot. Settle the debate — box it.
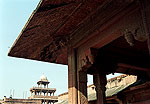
[30,87,56,91]
[30,95,58,100]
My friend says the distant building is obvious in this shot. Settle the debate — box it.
[2,75,58,104]
[56,74,137,104]
[29,74,58,104]
[2,96,41,104]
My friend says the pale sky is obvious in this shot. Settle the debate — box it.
[0,0,120,99]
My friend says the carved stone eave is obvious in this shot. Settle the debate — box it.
[70,0,137,48]
[9,0,145,66]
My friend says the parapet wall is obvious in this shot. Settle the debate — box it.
[58,92,68,101]
[3,98,42,104]
[106,75,137,89]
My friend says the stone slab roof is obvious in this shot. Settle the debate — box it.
[8,0,136,65]
[8,0,107,64]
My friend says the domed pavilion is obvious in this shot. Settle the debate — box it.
[29,74,58,104]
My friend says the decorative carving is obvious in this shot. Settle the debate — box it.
[134,27,147,42]
[124,27,147,46]
[124,29,135,46]
[40,35,70,62]
[81,48,98,71]
[82,56,91,65]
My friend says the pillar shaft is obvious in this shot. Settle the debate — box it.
[93,70,107,104]
[77,71,88,104]
[31,91,32,96]
[68,48,89,104]
[140,0,150,54]
[68,48,78,104]
[34,91,36,95]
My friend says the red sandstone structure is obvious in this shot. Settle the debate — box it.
[8,0,150,104]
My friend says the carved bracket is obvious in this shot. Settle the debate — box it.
[120,4,148,46]
[81,48,98,71]
[123,27,147,46]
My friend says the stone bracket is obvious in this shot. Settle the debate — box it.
[81,48,98,71]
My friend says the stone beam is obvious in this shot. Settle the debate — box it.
[118,63,150,72]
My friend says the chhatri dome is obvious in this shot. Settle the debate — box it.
[40,74,48,82]
[37,74,50,86]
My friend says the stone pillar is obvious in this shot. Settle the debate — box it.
[77,71,88,104]
[93,70,107,104]
[140,0,150,54]
[34,91,36,95]
[31,91,32,96]
[68,48,78,104]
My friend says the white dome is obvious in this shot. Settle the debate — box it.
[40,74,48,82]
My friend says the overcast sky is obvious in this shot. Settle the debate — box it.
[0,0,120,99]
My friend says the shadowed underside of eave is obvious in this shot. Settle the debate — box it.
[8,0,108,65]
